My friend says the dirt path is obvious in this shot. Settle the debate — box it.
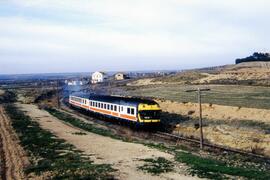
[18,103,198,180]
[0,106,29,180]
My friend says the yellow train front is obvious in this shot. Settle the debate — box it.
[69,93,161,125]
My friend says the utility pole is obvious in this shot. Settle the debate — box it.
[185,88,210,149]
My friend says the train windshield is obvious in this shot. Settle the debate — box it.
[139,110,161,120]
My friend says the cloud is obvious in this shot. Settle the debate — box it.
[0,0,270,74]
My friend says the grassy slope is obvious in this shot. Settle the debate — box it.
[125,84,270,109]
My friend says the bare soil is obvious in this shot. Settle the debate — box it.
[18,103,198,180]
[0,106,30,180]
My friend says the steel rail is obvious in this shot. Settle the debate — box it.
[154,131,270,160]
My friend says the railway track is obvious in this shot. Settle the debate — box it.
[154,131,270,161]
[61,101,270,162]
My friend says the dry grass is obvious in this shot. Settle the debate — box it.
[125,84,270,109]
[153,72,207,83]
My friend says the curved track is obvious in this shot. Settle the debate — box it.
[62,102,270,161]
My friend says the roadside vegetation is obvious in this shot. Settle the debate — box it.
[72,131,87,135]
[175,151,270,180]
[34,89,57,103]
[145,143,270,179]
[138,157,174,175]
[4,104,115,179]
[45,107,124,141]
[0,90,16,104]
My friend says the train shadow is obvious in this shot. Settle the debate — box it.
[160,112,190,132]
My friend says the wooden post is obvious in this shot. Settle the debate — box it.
[185,88,210,150]
[198,88,204,149]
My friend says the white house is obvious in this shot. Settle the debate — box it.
[65,80,83,86]
[91,71,107,84]
[114,72,129,80]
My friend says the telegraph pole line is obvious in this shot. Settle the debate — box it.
[185,87,210,149]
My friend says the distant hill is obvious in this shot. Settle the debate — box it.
[236,52,270,64]
[129,61,270,87]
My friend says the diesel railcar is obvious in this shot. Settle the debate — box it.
[69,93,161,125]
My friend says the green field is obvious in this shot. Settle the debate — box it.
[125,84,270,109]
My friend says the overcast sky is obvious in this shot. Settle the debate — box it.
[0,0,269,74]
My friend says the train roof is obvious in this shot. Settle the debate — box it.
[70,93,158,105]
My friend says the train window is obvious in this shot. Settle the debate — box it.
[131,108,135,115]
[111,105,113,110]
[114,105,117,111]
[107,104,110,110]
[101,103,103,109]
[127,108,130,114]
[98,103,100,108]
[121,106,123,112]
[104,104,106,109]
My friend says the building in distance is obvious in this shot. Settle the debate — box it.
[65,80,83,86]
[91,71,107,84]
[114,72,129,81]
